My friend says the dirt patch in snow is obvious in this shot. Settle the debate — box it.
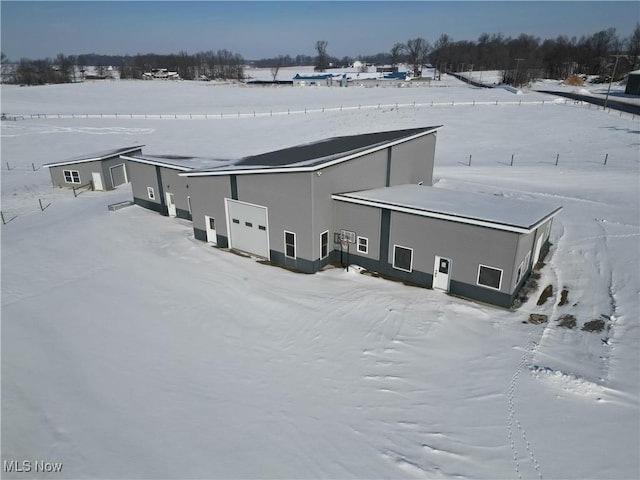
[557,314,576,329]
[582,319,607,333]
[537,285,553,305]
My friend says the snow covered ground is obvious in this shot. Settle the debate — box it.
[2,75,639,479]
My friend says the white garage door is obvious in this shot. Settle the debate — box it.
[109,163,128,187]
[225,199,270,259]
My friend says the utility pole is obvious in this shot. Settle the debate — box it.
[604,54,626,110]
[514,58,524,87]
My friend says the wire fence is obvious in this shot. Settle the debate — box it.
[2,98,637,122]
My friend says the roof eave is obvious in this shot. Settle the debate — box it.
[121,155,193,171]
[43,145,144,168]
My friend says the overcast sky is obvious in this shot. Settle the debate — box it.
[1,1,638,61]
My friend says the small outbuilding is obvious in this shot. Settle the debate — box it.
[625,70,640,96]
[43,145,143,191]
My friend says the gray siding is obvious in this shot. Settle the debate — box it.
[49,160,103,189]
[311,149,388,263]
[310,131,437,265]
[332,201,381,261]
[128,161,162,210]
[388,133,436,186]
[235,172,313,266]
[389,212,519,295]
[188,175,233,242]
[160,166,191,219]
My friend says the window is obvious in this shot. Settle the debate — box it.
[393,245,413,272]
[284,231,296,259]
[147,187,155,200]
[187,196,192,214]
[232,218,240,224]
[208,217,215,230]
[477,264,503,290]
[320,231,329,259]
[63,170,81,184]
[357,236,369,254]
[245,222,253,228]
[258,225,266,231]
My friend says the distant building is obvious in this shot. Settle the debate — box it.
[143,68,180,80]
[625,70,640,96]
[293,73,340,86]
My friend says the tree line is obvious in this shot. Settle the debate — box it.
[2,24,638,86]
[1,50,245,85]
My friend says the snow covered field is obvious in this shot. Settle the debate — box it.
[2,75,639,479]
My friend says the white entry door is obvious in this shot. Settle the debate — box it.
[205,216,217,245]
[225,199,270,259]
[433,256,452,292]
[92,172,104,191]
[166,192,177,217]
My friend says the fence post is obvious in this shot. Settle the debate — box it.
[1,211,5,225]
[6,162,10,171]
[510,154,514,166]
[555,154,560,166]
[39,199,44,211]
[468,155,472,166]
[32,163,36,171]
[604,153,608,165]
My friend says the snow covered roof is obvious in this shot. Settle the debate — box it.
[181,127,440,177]
[43,145,144,168]
[332,184,562,234]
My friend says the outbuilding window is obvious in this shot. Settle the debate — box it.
[63,170,81,184]
[393,245,413,272]
[284,231,296,259]
[477,264,503,290]
[320,231,329,259]
[357,236,369,254]
[147,187,155,200]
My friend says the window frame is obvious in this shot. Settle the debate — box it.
[357,236,369,255]
[63,169,81,184]
[477,264,504,291]
[147,187,155,200]
[392,244,413,273]
[284,230,296,259]
[320,230,329,260]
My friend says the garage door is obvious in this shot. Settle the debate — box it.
[109,163,128,188]
[225,199,270,259]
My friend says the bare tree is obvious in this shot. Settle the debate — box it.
[315,40,329,71]
[627,23,640,70]
[405,37,430,77]
[390,43,404,69]
[271,55,285,81]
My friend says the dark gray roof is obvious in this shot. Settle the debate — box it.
[235,127,437,167]
[43,145,144,168]
[182,126,440,176]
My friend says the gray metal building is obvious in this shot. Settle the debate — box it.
[79,126,562,308]
[44,146,142,191]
